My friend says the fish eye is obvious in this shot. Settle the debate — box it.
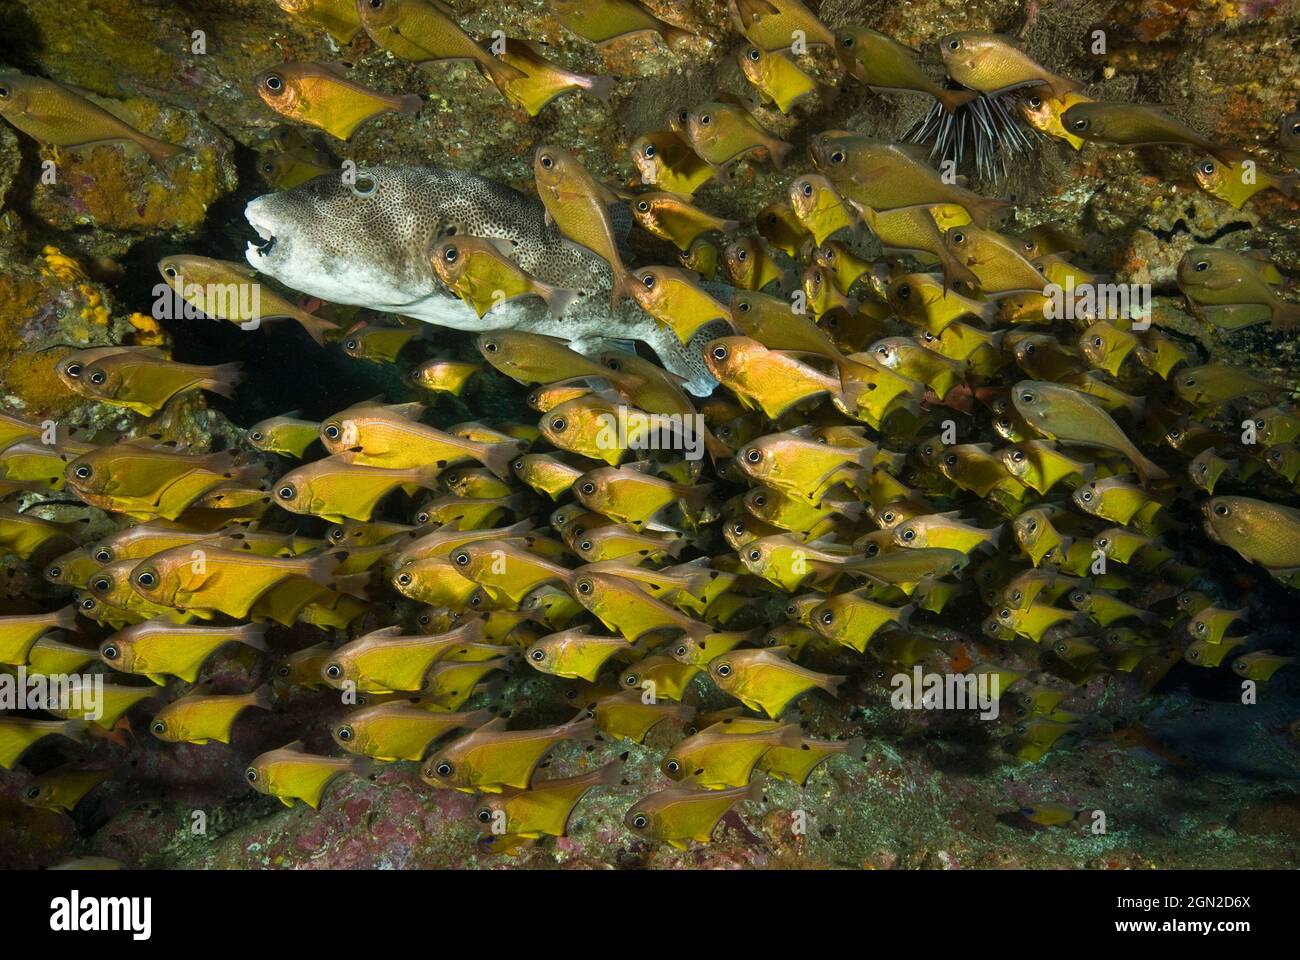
[700,114,712,125]
[246,768,258,783]
[580,481,595,495]
[748,548,761,561]
[1012,450,1025,462]
[512,459,524,471]
[574,539,592,554]
[641,273,655,288]
[101,644,119,660]
[1213,503,1230,517]
[1020,391,1035,404]
[65,363,83,377]
[476,807,493,823]
[325,664,342,679]
[604,358,621,371]
[368,0,384,7]
[1026,519,1038,532]
[623,673,638,687]
[665,759,680,773]
[397,573,412,586]
[1070,118,1088,132]
[736,248,749,262]
[136,570,157,588]
[896,283,911,300]
[1028,95,1042,108]
[92,577,111,593]
[351,175,377,197]
[1000,609,1011,620]
[81,598,95,610]
[88,370,107,385]
[250,431,263,442]
[1080,490,1093,502]
[820,611,833,625]
[716,662,732,678]
[550,417,566,433]
[801,181,813,197]
[943,454,957,466]
[745,447,761,462]
[882,510,896,523]
[151,720,166,735]
[277,484,295,500]
[443,245,458,262]
[840,35,854,47]
[435,761,453,777]
[632,814,648,829]
[830,150,845,164]
[539,153,554,169]
[1200,161,1215,174]
[901,528,915,541]
[577,578,592,594]
[643,144,656,158]
[483,340,498,352]
[263,74,283,92]
[950,231,965,245]
[344,339,359,351]
[1024,343,1037,355]
[1292,121,1300,135]
[529,648,545,662]
[337,725,354,741]
[0,86,8,98]
[636,200,649,212]
[712,345,729,361]
[329,528,344,542]
[47,566,62,579]
[94,549,111,563]
[453,551,471,566]
[324,424,341,440]
[747,48,761,60]
[277,664,291,677]
[415,512,430,524]
[732,521,745,534]
[753,494,766,507]
[947,38,960,50]
[1194,260,1209,272]
[1092,337,1103,347]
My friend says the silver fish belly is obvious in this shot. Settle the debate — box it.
[243,165,720,395]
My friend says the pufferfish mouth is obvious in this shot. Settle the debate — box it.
[244,202,279,263]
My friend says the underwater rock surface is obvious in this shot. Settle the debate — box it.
[0,0,1298,870]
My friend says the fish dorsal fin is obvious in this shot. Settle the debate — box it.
[282,740,306,753]
[477,717,510,733]
[764,645,793,660]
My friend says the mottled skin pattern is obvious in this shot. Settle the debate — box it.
[244,166,720,394]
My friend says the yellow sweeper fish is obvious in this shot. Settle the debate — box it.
[246,741,373,808]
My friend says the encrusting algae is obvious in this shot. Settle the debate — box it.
[0,0,1297,872]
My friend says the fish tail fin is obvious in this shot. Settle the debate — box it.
[60,719,91,744]
[595,755,627,786]
[396,94,424,117]
[939,88,979,114]
[768,138,795,171]
[942,253,981,292]
[820,672,849,697]
[140,135,184,171]
[350,756,378,779]
[54,603,79,630]
[1270,298,1300,332]
[541,284,580,319]
[841,735,866,758]
[969,197,1012,229]
[897,603,916,629]
[479,439,529,481]
[681,482,715,510]
[664,535,689,558]
[562,715,598,741]
[237,622,269,652]
[1136,454,1170,484]
[459,708,495,729]
[203,362,246,398]
[775,724,804,749]
[248,683,275,712]
[585,74,617,106]
[305,550,346,587]
[292,309,338,346]
[610,268,639,307]
[1276,174,1297,199]
[704,427,733,462]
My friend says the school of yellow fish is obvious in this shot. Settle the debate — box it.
[2,0,1299,857]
